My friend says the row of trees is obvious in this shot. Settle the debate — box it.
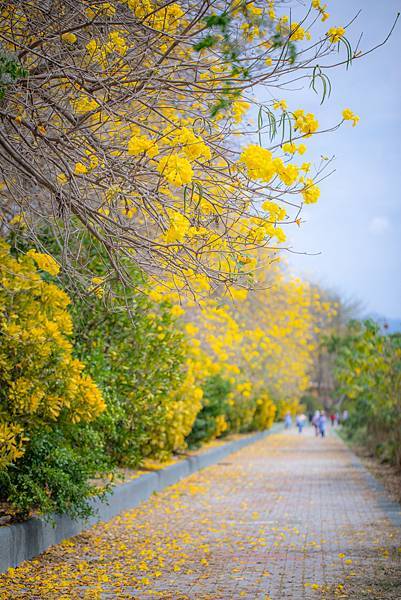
[0,233,331,518]
[326,320,401,469]
[1,1,392,519]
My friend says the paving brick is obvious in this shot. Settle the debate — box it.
[1,427,400,599]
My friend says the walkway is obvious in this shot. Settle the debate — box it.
[1,428,400,599]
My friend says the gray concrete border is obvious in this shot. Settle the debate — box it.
[0,424,283,573]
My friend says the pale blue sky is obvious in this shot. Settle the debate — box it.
[274,0,401,318]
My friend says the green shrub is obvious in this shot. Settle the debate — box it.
[328,320,401,469]
[0,426,110,520]
[11,226,195,467]
[0,240,107,519]
[72,292,188,466]
[186,375,231,447]
[226,394,256,434]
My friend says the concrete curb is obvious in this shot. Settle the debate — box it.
[0,424,283,573]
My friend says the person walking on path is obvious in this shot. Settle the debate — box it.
[296,414,306,434]
[312,410,320,437]
[318,411,327,438]
[284,412,292,429]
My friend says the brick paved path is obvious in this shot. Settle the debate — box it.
[1,427,401,599]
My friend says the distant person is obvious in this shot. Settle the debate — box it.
[308,412,313,424]
[284,412,292,429]
[312,410,320,437]
[330,414,336,427]
[296,414,306,434]
[342,409,349,423]
[318,411,327,438]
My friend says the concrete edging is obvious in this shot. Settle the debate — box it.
[0,424,283,573]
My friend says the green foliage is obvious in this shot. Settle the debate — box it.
[226,395,256,433]
[14,226,190,466]
[0,238,107,519]
[72,291,187,466]
[186,375,231,448]
[192,8,257,116]
[328,320,401,468]
[300,394,320,414]
[0,426,110,520]
[193,35,218,52]
[1,229,190,520]
[0,46,27,100]
[1,226,282,520]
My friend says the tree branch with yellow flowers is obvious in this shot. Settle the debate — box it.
[1,0,394,299]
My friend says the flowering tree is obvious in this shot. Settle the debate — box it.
[179,257,333,429]
[328,320,401,468]
[0,0,386,296]
[0,240,105,470]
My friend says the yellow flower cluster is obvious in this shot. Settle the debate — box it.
[85,2,116,18]
[282,142,307,155]
[289,22,312,42]
[293,109,319,136]
[166,257,333,438]
[239,143,309,198]
[168,127,211,162]
[239,145,276,182]
[126,0,184,33]
[273,99,287,111]
[0,0,361,302]
[301,179,321,204]
[0,241,105,468]
[157,155,194,187]
[0,423,26,470]
[327,26,346,44]
[61,32,77,44]
[26,249,60,276]
[312,0,330,22]
[128,134,159,158]
[162,353,206,453]
[85,29,128,68]
[342,108,360,127]
[275,17,311,42]
[232,101,251,123]
[71,94,99,115]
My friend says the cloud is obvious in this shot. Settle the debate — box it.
[368,216,390,235]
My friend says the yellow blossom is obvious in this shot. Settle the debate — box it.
[26,249,60,276]
[301,179,320,204]
[293,109,319,136]
[273,99,287,111]
[74,162,88,174]
[342,108,360,127]
[61,32,77,44]
[72,95,99,114]
[239,145,275,182]
[157,155,194,186]
[128,134,159,158]
[232,101,251,123]
[327,26,345,43]
[57,172,68,185]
